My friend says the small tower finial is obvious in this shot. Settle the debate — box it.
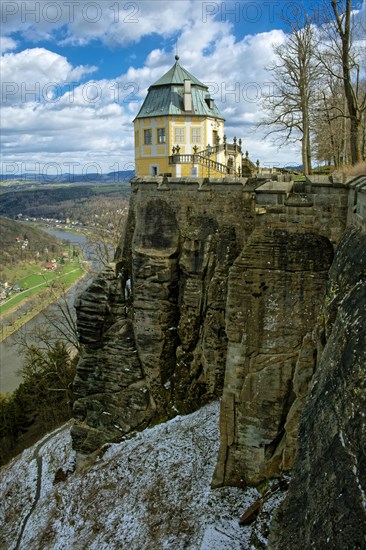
[175,39,179,61]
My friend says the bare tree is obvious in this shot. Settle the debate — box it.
[313,83,348,167]
[258,10,321,174]
[84,199,128,269]
[318,0,366,164]
[14,277,84,359]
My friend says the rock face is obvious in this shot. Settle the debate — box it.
[268,227,366,548]
[71,174,362,495]
[72,268,151,454]
[72,179,255,454]
[212,228,334,486]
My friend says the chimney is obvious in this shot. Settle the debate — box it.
[184,79,192,111]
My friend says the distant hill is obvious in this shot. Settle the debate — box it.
[0,216,60,270]
[0,170,134,185]
[0,183,131,219]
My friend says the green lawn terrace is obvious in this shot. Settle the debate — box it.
[0,260,86,316]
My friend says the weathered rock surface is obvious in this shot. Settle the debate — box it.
[212,228,334,486]
[268,227,366,548]
[71,174,363,498]
[74,268,125,347]
[72,268,151,454]
[72,180,254,453]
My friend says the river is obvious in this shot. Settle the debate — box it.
[0,228,99,394]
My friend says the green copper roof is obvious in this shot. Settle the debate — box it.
[151,59,206,88]
[135,86,224,119]
[134,58,224,121]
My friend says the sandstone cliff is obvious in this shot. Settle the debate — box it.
[268,225,366,548]
[212,228,334,487]
[72,179,255,455]
[71,174,352,491]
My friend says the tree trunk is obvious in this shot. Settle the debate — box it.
[302,92,312,174]
[332,0,362,165]
[323,93,339,168]
[349,115,362,164]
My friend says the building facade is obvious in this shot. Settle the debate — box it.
[134,56,253,178]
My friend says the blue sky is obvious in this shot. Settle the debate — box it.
[1,0,365,175]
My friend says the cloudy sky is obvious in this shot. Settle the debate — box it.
[0,0,364,176]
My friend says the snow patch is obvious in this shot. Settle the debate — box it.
[0,404,286,549]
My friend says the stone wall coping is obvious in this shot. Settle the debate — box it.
[255,181,293,194]
[306,175,332,184]
[131,176,260,192]
[348,176,366,190]
[131,176,253,185]
[307,181,349,190]
[307,175,365,187]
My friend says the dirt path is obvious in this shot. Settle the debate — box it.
[15,424,70,550]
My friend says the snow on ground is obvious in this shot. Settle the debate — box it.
[0,402,287,549]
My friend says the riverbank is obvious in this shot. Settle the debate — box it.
[0,266,88,343]
[0,226,109,393]
[0,262,86,314]
[0,226,92,343]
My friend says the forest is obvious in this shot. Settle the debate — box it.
[0,340,77,465]
[259,0,366,173]
[0,183,130,220]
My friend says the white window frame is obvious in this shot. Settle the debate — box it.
[174,127,185,143]
[191,127,201,143]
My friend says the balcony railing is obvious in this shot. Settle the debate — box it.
[169,153,239,175]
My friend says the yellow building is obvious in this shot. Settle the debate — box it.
[134,56,252,178]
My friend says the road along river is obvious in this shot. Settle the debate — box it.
[0,229,99,394]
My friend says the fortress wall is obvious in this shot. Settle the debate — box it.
[131,177,256,246]
[347,176,366,231]
[132,176,350,244]
[254,180,349,244]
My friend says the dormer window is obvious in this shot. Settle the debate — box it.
[184,79,192,111]
[205,96,214,109]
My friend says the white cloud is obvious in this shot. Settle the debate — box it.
[1,0,198,47]
[1,48,97,105]
[0,36,18,52]
[1,99,133,171]
[0,10,304,173]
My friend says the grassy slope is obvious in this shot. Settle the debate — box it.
[0,264,85,315]
[0,217,61,278]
